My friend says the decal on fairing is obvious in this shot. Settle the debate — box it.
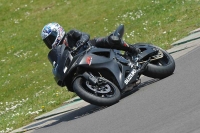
[124,69,136,85]
[86,56,92,66]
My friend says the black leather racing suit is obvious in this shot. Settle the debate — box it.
[66,29,90,49]
[65,29,138,54]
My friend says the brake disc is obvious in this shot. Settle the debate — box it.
[86,81,111,94]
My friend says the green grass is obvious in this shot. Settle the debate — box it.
[0,0,200,132]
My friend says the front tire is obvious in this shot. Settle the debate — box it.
[73,77,121,106]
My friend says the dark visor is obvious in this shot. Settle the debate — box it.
[43,31,58,49]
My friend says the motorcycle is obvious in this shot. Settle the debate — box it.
[48,25,175,106]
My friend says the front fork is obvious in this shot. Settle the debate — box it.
[82,72,98,85]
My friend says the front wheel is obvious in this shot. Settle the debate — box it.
[73,77,121,106]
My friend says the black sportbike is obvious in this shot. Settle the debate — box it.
[48,25,175,106]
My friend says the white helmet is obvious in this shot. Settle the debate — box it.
[41,22,65,49]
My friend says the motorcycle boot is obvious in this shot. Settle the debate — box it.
[128,45,141,56]
[108,35,122,46]
[108,35,141,56]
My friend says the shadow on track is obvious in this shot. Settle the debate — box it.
[121,78,160,98]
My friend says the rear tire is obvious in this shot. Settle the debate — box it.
[73,77,121,106]
[135,44,175,79]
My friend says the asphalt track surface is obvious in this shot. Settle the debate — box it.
[31,45,200,133]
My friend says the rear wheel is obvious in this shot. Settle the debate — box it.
[73,77,121,106]
[134,43,175,79]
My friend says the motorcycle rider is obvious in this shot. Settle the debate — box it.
[41,22,140,56]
